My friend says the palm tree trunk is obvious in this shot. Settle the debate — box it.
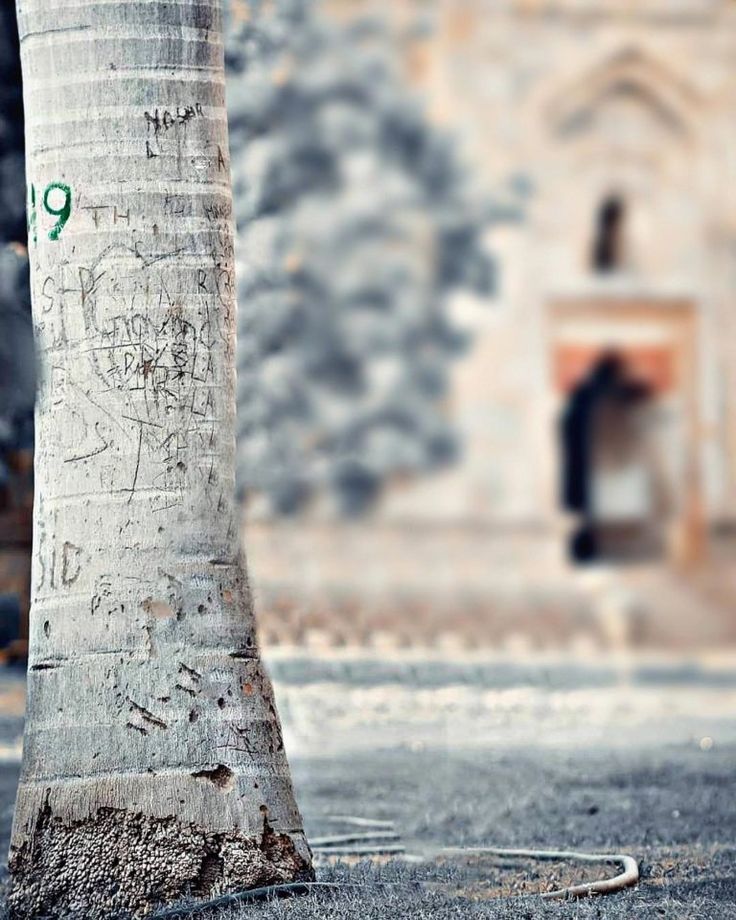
[9,1,312,916]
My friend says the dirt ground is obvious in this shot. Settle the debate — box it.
[0,651,733,918]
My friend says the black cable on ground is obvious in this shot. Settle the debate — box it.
[147,882,372,920]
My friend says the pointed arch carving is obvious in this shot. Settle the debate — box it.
[543,47,702,142]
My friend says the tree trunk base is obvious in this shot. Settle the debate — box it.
[8,804,313,918]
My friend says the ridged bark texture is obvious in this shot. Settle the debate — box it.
[8,1,313,916]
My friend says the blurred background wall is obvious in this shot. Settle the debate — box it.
[2,0,736,656]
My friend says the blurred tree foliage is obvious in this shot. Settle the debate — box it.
[226,0,507,516]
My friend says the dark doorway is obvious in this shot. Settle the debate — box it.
[591,196,625,273]
[559,351,662,564]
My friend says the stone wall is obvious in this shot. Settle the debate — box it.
[245,516,736,651]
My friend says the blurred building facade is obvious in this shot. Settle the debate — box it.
[245,0,736,650]
[390,0,735,537]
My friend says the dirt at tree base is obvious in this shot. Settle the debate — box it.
[7,804,313,918]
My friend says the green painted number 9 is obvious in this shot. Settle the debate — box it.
[43,182,72,241]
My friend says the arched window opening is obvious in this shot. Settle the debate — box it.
[591,196,625,273]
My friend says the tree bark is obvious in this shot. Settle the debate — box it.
[9,1,312,916]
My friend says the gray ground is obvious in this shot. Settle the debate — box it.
[0,653,733,918]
